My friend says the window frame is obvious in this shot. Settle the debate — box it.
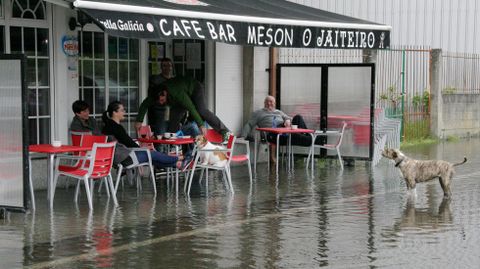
[78,29,140,136]
[3,0,52,145]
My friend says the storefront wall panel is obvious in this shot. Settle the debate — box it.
[214,42,243,135]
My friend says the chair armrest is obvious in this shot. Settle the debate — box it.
[54,155,91,170]
[55,155,90,162]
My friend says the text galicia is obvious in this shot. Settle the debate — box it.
[100,19,145,32]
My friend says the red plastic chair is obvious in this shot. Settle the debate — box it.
[70,130,92,146]
[57,130,92,173]
[53,142,117,209]
[137,125,155,150]
[205,129,223,144]
[57,135,108,173]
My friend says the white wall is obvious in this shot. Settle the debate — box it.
[51,5,79,144]
[215,43,243,135]
[288,0,480,54]
[213,45,269,136]
[253,47,270,110]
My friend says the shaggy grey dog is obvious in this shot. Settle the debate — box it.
[382,148,467,198]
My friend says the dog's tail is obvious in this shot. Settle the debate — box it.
[453,157,467,166]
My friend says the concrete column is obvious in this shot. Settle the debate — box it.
[362,49,378,63]
[430,49,444,139]
[243,46,255,125]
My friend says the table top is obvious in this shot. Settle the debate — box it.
[29,144,92,154]
[138,137,195,145]
[256,127,314,134]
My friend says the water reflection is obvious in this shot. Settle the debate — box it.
[393,190,453,233]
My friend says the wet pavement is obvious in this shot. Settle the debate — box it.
[1,138,480,268]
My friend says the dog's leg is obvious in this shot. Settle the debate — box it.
[439,176,452,199]
[405,177,416,190]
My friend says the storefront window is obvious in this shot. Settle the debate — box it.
[108,37,139,134]
[172,39,205,82]
[148,41,166,77]
[11,0,45,20]
[10,26,50,145]
[79,31,105,127]
[79,32,139,136]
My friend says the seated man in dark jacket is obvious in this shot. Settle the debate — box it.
[69,100,101,134]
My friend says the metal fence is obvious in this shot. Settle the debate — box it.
[279,46,480,142]
[441,52,480,94]
[376,46,432,141]
[279,47,363,64]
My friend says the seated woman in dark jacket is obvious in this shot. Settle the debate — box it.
[102,101,184,169]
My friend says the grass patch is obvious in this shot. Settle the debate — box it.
[446,135,460,142]
[401,137,438,149]
[403,118,430,141]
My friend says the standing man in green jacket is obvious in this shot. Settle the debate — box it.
[135,76,231,142]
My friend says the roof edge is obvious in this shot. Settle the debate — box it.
[74,0,392,31]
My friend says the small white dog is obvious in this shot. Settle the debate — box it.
[195,135,228,167]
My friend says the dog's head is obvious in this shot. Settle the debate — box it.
[382,148,403,160]
[195,135,209,148]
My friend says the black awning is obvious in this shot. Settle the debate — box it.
[74,0,391,49]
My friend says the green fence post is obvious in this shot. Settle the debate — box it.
[400,49,406,142]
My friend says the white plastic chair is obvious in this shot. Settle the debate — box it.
[185,134,236,195]
[308,122,347,170]
[114,148,157,195]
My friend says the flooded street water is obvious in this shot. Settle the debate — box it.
[1,138,480,268]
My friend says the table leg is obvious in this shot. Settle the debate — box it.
[254,135,258,174]
[289,134,293,171]
[310,133,315,174]
[28,156,36,211]
[48,154,55,209]
[175,145,179,194]
[276,134,280,175]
